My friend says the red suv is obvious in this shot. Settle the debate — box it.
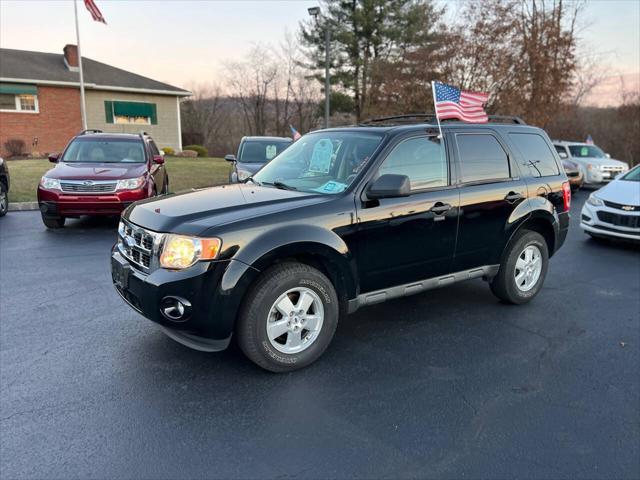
[38,130,169,228]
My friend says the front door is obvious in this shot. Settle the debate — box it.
[355,134,460,293]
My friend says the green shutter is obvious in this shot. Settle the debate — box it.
[0,83,37,95]
[104,100,114,123]
[150,103,157,125]
[112,101,155,118]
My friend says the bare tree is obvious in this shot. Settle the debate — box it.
[181,82,227,152]
[225,46,278,135]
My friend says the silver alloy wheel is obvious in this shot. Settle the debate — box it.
[514,244,542,292]
[266,287,324,354]
[0,190,6,214]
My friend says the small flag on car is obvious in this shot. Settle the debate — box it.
[585,134,594,145]
[432,81,489,123]
[290,125,302,141]
[84,0,107,24]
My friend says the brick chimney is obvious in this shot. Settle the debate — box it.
[63,44,79,71]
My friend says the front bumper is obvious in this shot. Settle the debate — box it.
[583,168,626,185]
[38,187,147,216]
[580,202,640,241]
[111,248,250,346]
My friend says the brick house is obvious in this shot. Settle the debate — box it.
[0,45,190,157]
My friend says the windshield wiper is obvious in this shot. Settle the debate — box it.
[242,177,260,185]
[262,181,297,191]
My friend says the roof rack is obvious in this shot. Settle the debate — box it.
[359,114,526,126]
[78,129,103,135]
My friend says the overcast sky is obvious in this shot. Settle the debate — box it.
[1,0,638,106]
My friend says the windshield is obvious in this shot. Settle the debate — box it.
[239,140,291,164]
[62,138,146,163]
[621,166,640,182]
[252,131,384,194]
[568,145,606,158]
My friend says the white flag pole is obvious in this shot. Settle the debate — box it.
[431,81,444,140]
[73,0,88,130]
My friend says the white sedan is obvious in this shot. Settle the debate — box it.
[581,165,640,241]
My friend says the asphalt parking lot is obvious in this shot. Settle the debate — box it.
[1,191,639,479]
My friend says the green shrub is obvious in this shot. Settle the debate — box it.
[183,144,208,157]
[161,147,175,156]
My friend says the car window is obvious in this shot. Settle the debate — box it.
[456,134,510,183]
[378,136,447,190]
[148,140,160,156]
[509,133,559,177]
[239,141,291,163]
[61,138,146,163]
[252,131,383,194]
[568,145,605,158]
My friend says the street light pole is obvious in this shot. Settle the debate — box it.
[324,26,330,129]
[309,6,330,129]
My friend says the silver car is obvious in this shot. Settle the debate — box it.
[553,141,629,186]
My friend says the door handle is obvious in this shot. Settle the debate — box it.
[504,191,524,203]
[430,202,451,220]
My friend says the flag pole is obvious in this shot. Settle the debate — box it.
[73,0,88,130]
[431,81,444,140]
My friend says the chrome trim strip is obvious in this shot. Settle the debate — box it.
[348,265,500,313]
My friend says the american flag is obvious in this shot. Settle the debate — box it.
[433,81,489,123]
[84,0,106,24]
[290,125,302,141]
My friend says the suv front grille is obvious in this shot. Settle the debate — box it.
[118,219,163,272]
[60,180,117,193]
[600,165,625,173]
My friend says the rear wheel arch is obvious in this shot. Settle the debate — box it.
[504,213,557,261]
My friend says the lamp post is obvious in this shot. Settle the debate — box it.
[308,6,330,129]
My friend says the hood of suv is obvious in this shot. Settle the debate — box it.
[125,183,328,234]
[45,162,147,181]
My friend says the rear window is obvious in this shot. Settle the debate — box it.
[510,133,559,177]
[239,140,291,164]
[456,134,510,183]
[62,138,145,163]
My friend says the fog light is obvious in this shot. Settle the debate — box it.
[160,296,192,322]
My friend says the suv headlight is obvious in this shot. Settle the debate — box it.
[116,176,145,190]
[160,234,222,269]
[40,177,61,190]
[587,193,604,207]
[237,169,252,181]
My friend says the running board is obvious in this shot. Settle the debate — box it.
[347,265,500,313]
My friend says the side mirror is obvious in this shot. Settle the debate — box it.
[152,155,164,165]
[224,154,236,162]
[558,151,568,159]
[367,174,411,199]
[48,153,59,163]
[605,153,611,158]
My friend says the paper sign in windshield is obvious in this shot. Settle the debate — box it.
[314,181,347,194]
[265,144,277,160]
[581,147,589,156]
[309,139,334,174]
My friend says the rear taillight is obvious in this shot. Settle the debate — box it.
[562,181,571,211]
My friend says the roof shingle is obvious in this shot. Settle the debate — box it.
[0,48,190,96]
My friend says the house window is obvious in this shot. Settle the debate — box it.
[114,115,151,125]
[104,100,157,125]
[0,91,39,113]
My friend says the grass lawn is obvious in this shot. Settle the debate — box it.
[5,157,230,203]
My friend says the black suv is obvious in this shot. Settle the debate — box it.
[111,116,570,372]
[0,155,9,217]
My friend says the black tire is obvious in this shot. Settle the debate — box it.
[236,262,339,372]
[42,214,65,229]
[490,230,549,305]
[0,182,7,217]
